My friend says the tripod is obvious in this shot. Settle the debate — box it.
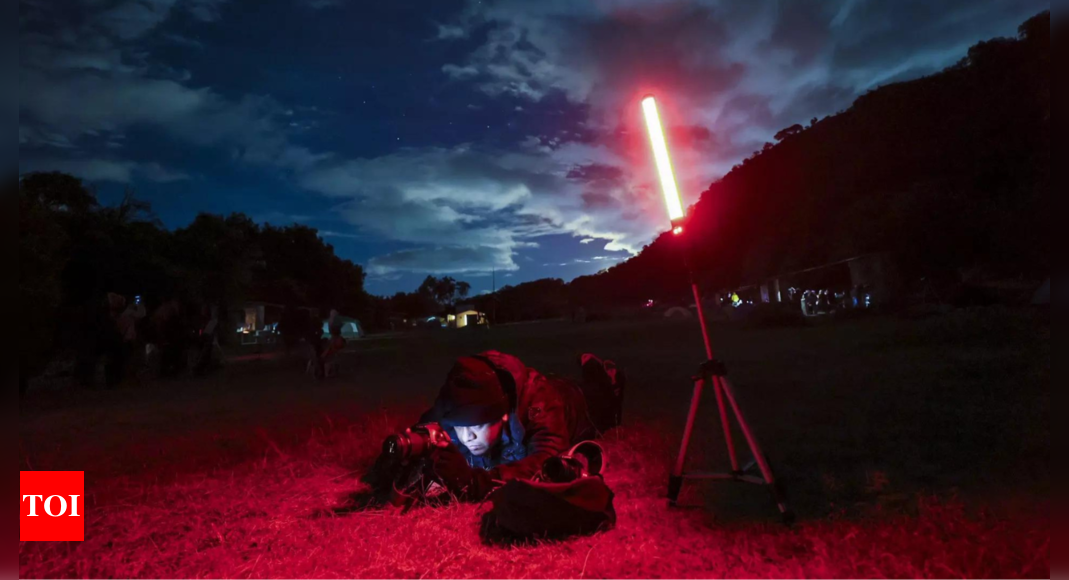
[667,264,794,525]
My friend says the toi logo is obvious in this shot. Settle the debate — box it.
[20,471,85,542]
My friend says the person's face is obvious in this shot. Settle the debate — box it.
[454,415,507,456]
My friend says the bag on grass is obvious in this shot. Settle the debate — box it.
[480,442,616,544]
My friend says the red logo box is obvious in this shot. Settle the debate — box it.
[20,471,85,542]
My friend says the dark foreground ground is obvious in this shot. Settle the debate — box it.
[19,308,1049,578]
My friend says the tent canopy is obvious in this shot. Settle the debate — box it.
[323,316,364,338]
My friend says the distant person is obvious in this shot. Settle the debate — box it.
[304,312,327,378]
[153,299,186,377]
[573,306,588,324]
[278,305,303,354]
[318,323,347,378]
[74,293,125,388]
[327,309,342,336]
[102,293,127,388]
[73,297,105,388]
[195,305,220,375]
[116,297,147,383]
[117,298,146,343]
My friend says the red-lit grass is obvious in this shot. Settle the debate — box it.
[20,312,1050,578]
[19,415,1048,579]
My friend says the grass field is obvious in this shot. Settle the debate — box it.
[19,308,1049,578]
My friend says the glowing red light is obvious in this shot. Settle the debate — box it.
[642,95,685,222]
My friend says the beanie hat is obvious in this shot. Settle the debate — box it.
[436,356,510,427]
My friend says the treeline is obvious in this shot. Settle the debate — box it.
[362,275,472,329]
[18,171,370,384]
[574,11,1049,303]
[360,276,570,328]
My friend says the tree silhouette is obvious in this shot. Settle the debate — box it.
[773,124,804,141]
[16,177,373,388]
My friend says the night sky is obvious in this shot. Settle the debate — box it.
[18,0,1046,295]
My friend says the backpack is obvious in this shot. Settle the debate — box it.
[480,442,616,544]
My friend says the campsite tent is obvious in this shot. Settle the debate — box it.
[323,316,364,339]
[1032,279,1049,305]
[454,309,486,328]
[664,307,692,319]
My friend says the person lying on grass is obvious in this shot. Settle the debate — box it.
[391,351,624,502]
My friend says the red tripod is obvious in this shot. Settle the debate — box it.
[667,227,794,525]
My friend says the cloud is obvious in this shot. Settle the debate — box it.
[138,162,191,183]
[22,158,140,182]
[296,136,682,280]
[19,158,190,183]
[20,126,77,149]
[442,64,479,80]
[440,0,1048,185]
[162,33,205,50]
[95,0,179,40]
[18,0,303,172]
[300,147,534,210]
[436,23,468,40]
[93,0,228,40]
[300,141,665,265]
[299,0,345,9]
[368,245,518,276]
[185,0,228,22]
[252,211,312,224]
[317,230,362,240]
[21,34,136,74]
[20,65,325,172]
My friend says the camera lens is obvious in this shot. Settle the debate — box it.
[383,434,408,459]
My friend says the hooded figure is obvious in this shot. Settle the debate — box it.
[419,351,602,498]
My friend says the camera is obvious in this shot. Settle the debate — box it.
[538,441,606,483]
[540,455,586,483]
[381,423,452,462]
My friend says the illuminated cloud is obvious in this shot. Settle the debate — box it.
[439,0,1047,187]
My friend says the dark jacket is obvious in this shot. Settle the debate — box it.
[421,351,593,483]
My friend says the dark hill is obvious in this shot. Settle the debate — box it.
[572,11,1049,305]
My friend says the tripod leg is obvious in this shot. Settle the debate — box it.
[719,376,793,520]
[669,377,706,505]
[712,376,741,473]
[717,376,774,483]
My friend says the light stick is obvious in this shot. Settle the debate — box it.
[641,95,685,229]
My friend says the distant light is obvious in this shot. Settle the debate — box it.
[672,226,683,235]
[641,96,685,222]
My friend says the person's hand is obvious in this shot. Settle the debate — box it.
[431,445,493,499]
[431,444,473,486]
